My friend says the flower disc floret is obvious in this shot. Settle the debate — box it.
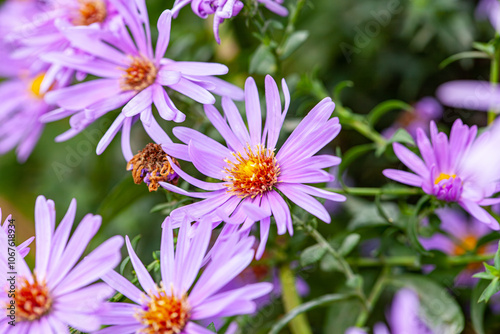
[73,0,107,26]
[224,144,280,198]
[137,288,190,334]
[121,56,158,92]
[127,143,180,191]
[13,276,52,322]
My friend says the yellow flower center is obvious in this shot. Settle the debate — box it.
[453,235,486,271]
[120,56,158,92]
[136,288,190,334]
[73,0,107,26]
[11,276,52,322]
[434,173,456,185]
[223,144,280,198]
[29,74,45,98]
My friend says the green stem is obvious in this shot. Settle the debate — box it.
[355,266,389,327]
[336,106,387,147]
[279,265,313,334]
[347,254,495,268]
[326,187,423,197]
[488,35,500,124]
[304,225,355,280]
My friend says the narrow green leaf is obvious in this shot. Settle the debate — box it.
[439,51,490,69]
[249,45,277,75]
[389,128,415,146]
[339,234,361,256]
[367,99,413,126]
[478,278,500,303]
[471,280,489,334]
[300,243,326,266]
[279,30,309,59]
[207,323,217,333]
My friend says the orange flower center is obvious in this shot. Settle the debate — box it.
[223,144,280,198]
[12,276,52,322]
[136,288,190,334]
[73,0,107,26]
[120,56,158,92]
[453,235,487,271]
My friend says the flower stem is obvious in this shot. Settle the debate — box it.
[488,35,500,124]
[335,106,387,147]
[346,254,494,267]
[279,265,313,334]
[355,266,389,327]
[326,186,422,196]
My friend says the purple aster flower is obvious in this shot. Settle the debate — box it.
[382,97,443,139]
[383,118,500,230]
[159,75,346,258]
[0,195,123,333]
[172,0,244,44]
[41,2,243,159]
[1,209,34,258]
[436,80,500,112]
[419,208,496,286]
[97,217,273,334]
[171,0,288,44]
[0,62,72,162]
[346,289,435,334]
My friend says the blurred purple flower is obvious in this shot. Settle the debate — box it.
[0,195,123,333]
[41,3,243,159]
[160,75,346,259]
[0,63,72,162]
[419,208,496,286]
[437,80,500,112]
[257,0,288,16]
[383,118,500,230]
[346,289,434,334]
[0,209,34,258]
[97,217,272,334]
[476,0,500,32]
[382,97,443,139]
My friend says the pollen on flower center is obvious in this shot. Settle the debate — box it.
[434,173,456,185]
[73,0,107,26]
[136,288,190,334]
[127,143,180,192]
[12,276,52,322]
[223,144,280,198]
[29,73,49,99]
[120,56,158,92]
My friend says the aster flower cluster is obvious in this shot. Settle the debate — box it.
[4,0,500,333]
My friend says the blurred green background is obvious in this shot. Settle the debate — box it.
[0,0,497,332]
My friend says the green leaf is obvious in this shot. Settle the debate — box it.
[478,278,500,303]
[345,197,399,230]
[367,99,413,126]
[279,30,309,59]
[389,128,415,146]
[207,323,217,333]
[323,299,362,334]
[439,51,490,69]
[471,280,489,334]
[249,45,277,75]
[333,80,354,104]
[405,195,432,255]
[473,42,495,55]
[494,241,500,271]
[300,243,326,266]
[320,253,342,272]
[338,234,361,256]
[389,274,465,333]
